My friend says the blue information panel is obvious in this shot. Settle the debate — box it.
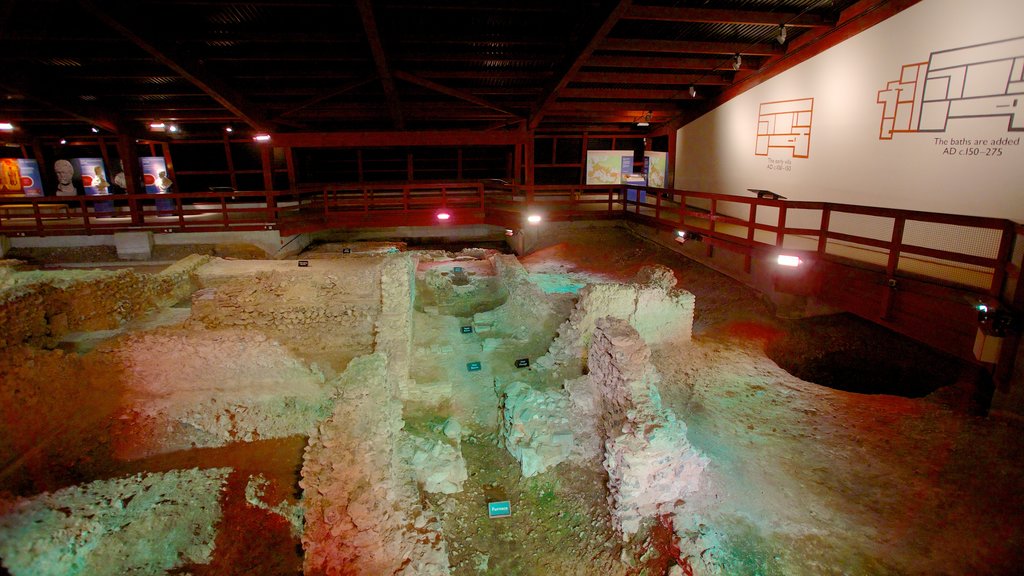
[487,501,511,518]
[453,266,463,273]
[466,361,482,372]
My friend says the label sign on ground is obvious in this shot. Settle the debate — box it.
[514,358,530,368]
[298,260,309,267]
[461,326,474,334]
[466,361,482,372]
[487,501,511,518]
[453,266,463,272]
[342,248,351,254]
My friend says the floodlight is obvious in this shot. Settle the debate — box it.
[777,255,801,267]
[0,122,14,131]
[436,211,451,221]
[253,133,271,143]
[527,214,542,224]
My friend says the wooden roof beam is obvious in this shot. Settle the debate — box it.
[587,54,760,70]
[601,38,783,56]
[355,0,404,129]
[274,74,378,119]
[529,0,634,130]
[623,5,833,28]
[392,70,523,119]
[79,0,271,132]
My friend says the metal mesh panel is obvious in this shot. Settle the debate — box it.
[785,208,823,230]
[1013,233,1024,267]
[755,205,779,226]
[896,255,993,290]
[782,235,817,250]
[902,221,1002,259]
[827,212,895,242]
[825,240,889,267]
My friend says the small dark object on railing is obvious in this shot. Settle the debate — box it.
[747,188,787,200]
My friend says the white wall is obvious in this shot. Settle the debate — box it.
[675,0,1024,222]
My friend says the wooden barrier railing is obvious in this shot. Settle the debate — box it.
[0,182,1016,300]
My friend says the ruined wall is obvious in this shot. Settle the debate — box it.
[110,329,330,460]
[587,318,707,537]
[377,254,417,398]
[498,381,574,477]
[537,265,694,375]
[301,353,450,576]
[0,467,230,576]
[0,255,210,350]
[473,254,556,340]
[188,258,382,376]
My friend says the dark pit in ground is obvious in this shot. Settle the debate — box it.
[766,313,979,400]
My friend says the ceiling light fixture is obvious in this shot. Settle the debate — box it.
[777,24,787,44]
[149,121,166,132]
[225,126,233,133]
[253,133,271,143]
[0,122,13,131]
[636,111,652,127]
[60,138,67,145]
[688,85,697,98]
[91,127,99,133]
[733,53,742,70]
[436,211,451,221]
[777,254,802,267]
[168,124,179,133]
[527,214,542,224]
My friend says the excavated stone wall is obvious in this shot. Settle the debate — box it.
[109,328,330,460]
[0,467,230,576]
[498,381,574,478]
[378,254,417,399]
[472,254,556,340]
[0,255,209,350]
[188,258,383,376]
[587,317,707,537]
[301,353,450,576]
[537,265,694,375]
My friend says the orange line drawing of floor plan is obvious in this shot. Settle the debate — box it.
[878,36,1024,140]
[755,98,813,158]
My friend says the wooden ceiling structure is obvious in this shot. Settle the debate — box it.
[0,0,918,143]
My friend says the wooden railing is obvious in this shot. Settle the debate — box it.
[0,182,1016,300]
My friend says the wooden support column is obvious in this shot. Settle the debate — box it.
[117,134,142,224]
[261,145,275,220]
[285,147,296,192]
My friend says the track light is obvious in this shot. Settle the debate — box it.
[436,211,451,221]
[636,111,652,127]
[777,24,787,44]
[688,85,697,98]
[733,53,742,70]
[253,133,271,143]
[527,214,542,224]
[777,254,802,267]
[225,126,233,133]
[91,127,99,133]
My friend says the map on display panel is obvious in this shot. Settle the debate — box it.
[877,35,1024,140]
[755,98,814,158]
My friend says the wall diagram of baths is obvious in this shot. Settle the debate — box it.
[877,35,1023,157]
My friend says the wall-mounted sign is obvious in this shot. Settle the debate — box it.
[466,361,482,372]
[461,326,474,334]
[74,158,113,213]
[140,156,174,211]
[0,158,22,195]
[514,358,530,368]
[16,159,43,197]
[487,501,511,518]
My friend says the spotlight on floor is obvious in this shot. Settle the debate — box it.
[777,254,802,267]
[527,214,542,224]
[436,211,451,221]
[675,230,702,243]
[505,228,515,236]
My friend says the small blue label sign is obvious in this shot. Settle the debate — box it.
[487,501,511,518]
[514,358,530,368]
[466,361,482,372]
[461,326,473,334]
[453,266,463,273]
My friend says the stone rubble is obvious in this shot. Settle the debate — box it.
[0,467,230,576]
[497,381,575,477]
